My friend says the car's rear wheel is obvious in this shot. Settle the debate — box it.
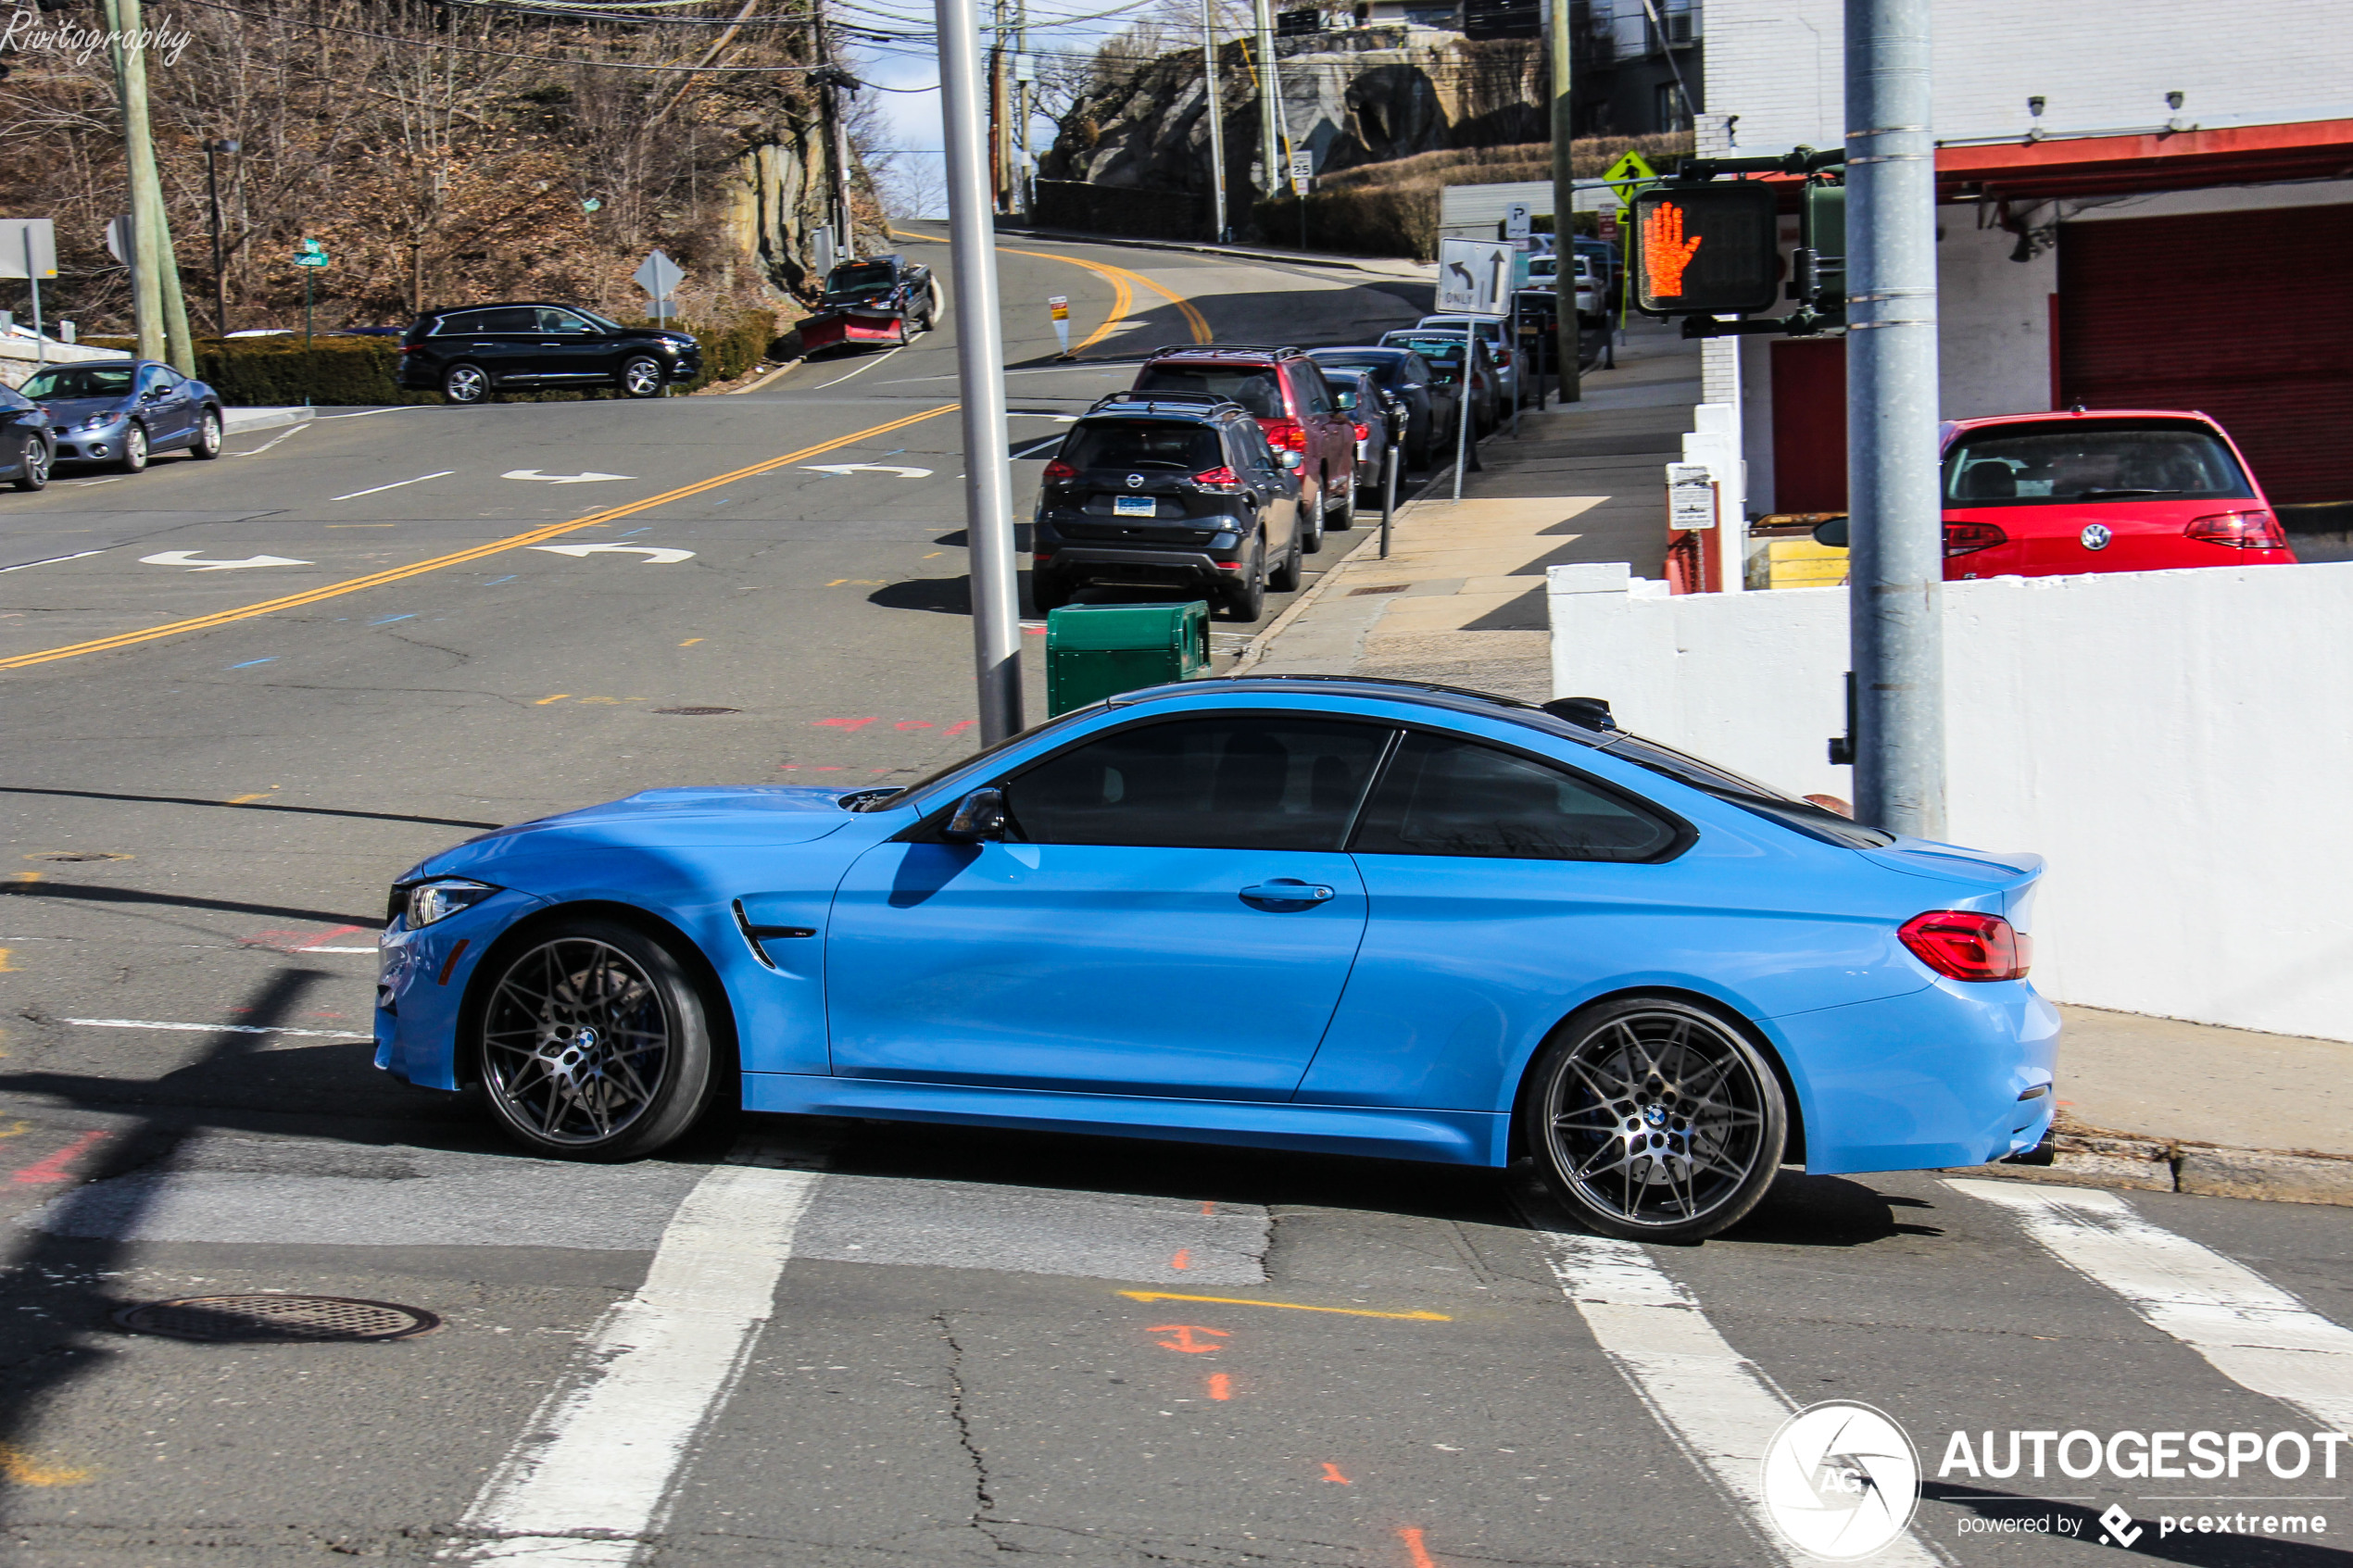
[1297,479,1325,556]
[1267,525,1302,593]
[620,355,665,398]
[1219,539,1267,621]
[12,435,50,492]
[1325,469,1356,533]
[1522,997,1786,1243]
[473,918,723,1161]
[117,422,148,473]
[444,363,491,405]
[1031,572,1071,613]
[191,408,223,459]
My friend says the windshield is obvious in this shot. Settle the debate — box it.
[1944,421,2255,506]
[1601,734,1897,848]
[1133,365,1282,419]
[824,263,898,296]
[576,307,624,332]
[1061,420,1222,471]
[22,364,133,399]
[1312,356,1393,384]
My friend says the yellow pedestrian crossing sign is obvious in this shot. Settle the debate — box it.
[1600,150,1658,209]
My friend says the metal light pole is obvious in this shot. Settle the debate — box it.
[1202,0,1227,243]
[1548,0,1579,402]
[934,0,1025,742]
[1844,0,1944,838]
[1252,0,1279,205]
[204,138,238,337]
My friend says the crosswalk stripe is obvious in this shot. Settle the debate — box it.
[1529,1222,1944,1568]
[1950,1179,2353,1434]
[448,1148,825,1565]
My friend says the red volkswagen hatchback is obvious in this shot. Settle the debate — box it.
[1939,409,2297,579]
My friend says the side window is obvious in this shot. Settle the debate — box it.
[1003,717,1393,851]
[155,367,186,389]
[476,307,538,332]
[537,307,592,333]
[1351,731,1680,862]
[1292,363,1333,415]
[136,364,166,391]
[433,310,488,336]
[1243,422,1279,470]
[1402,355,1428,387]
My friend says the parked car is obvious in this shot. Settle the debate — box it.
[1419,315,1524,407]
[373,676,2057,1244]
[20,358,223,471]
[1935,409,2296,578]
[1574,237,1623,309]
[0,381,57,491]
[1305,345,1453,470]
[1131,345,1357,547]
[1380,330,1500,436]
[1030,391,1306,622]
[396,303,701,404]
[1323,369,1395,501]
[1525,254,1604,321]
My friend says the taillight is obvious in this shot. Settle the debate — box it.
[1899,910,2031,982]
[1264,418,1307,452]
[1043,458,1076,482]
[1352,422,1370,443]
[1192,465,1239,491]
[1493,346,1512,369]
[1943,520,2007,557]
[2185,508,2287,549]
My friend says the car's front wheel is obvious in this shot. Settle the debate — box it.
[444,363,491,405]
[472,918,724,1161]
[191,408,223,459]
[12,435,50,492]
[1522,997,1787,1243]
[620,355,665,398]
[117,421,149,473]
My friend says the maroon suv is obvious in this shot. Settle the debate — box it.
[1132,346,1358,554]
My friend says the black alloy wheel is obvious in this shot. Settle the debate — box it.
[191,408,223,459]
[117,421,148,473]
[1267,525,1302,594]
[444,363,491,405]
[1325,469,1356,532]
[620,355,665,398]
[1219,538,1267,622]
[1522,997,1787,1243]
[473,919,723,1160]
[12,435,50,492]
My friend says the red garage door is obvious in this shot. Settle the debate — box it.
[2057,205,2353,505]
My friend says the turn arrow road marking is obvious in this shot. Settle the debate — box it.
[502,469,636,484]
[799,462,935,479]
[529,544,697,565]
[140,551,315,571]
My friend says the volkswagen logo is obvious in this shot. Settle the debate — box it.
[1126,473,1145,489]
[1759,1402,1921,1560]
[2080,523,2113,551]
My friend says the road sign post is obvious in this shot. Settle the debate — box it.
[1289,148,1314,249]
[1437,235,1511,501]
[292,237,329,350]
[0,220,57,365]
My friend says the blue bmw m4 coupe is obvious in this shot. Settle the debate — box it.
[376,677,2058,1242]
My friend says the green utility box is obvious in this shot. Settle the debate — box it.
[1045,601,1211,715]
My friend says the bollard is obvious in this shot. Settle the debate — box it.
[1379,442,1398,558]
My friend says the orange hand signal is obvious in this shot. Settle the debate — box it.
[1642,201,1704,297]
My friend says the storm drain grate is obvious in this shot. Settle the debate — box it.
[654,707,742,716]
[27,850,132,863]
[1347,583,1409,596]
[113,1294,441,1344]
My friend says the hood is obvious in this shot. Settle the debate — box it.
[401,785,862,879]
[38,396,129,420]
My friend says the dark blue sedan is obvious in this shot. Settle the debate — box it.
[20,358,225,471]
[0,379,57,490]
[376,678,2059,1242]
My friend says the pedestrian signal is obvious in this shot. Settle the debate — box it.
[1629,182,1780,317]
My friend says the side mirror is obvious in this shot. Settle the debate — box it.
[940,786,1007,844]
[1276,450,1302,471]
[1811,516,1851,548]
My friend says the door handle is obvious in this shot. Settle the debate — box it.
[1239,880,1335,905]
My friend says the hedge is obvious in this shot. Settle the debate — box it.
[82,309,781,406]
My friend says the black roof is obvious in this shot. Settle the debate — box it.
[1084,391,1252,421]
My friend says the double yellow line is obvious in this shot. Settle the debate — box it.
[890,228,1214,350]
[0,402,960,672]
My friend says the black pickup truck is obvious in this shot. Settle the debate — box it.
[799,255,941,353]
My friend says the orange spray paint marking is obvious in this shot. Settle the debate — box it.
[13,1130,107,1185]
[1398,1525,1438,1567]
[1206,1373,1231,1400]
[1146,1324,1227,1354]
[1319,1462,1352,1485]
[1200,1199,1215,1215]
[1170,1248,1190,1271]
[0,1443,93,1486]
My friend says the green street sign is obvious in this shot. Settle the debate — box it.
[294,239,329,268]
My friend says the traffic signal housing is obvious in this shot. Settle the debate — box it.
[1629,182,1781,318]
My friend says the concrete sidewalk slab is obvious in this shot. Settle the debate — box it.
[222,407,315,435]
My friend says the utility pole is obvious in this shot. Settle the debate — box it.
[1843,0,1944,838]
[815,2,857,261]
[989,0,1009,212]
[1202,0,1227,242]
[1015,0,1032,218]
[1253,0,1279,207]
[204,138,237,336]
[1547,0,1579,402]
[932,0,1024,742]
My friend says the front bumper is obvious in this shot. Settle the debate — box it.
[52,422,124,460]
[373,887,549,1089]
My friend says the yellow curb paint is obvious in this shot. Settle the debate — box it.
[0,403,959,672]
[1116,1291,1451,1322]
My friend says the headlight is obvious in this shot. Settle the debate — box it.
[399,878,498,928]
[82,414,114,430]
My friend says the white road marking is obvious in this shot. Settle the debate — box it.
[799,462,936,479]
[449,1154,825,1565]
[1528,1219,1944,1568]
[812,345,905,389]
[69,476,128,486]
[140,549,314,571]
[318,406,422,419]
[530,544,696,565]
[502,469,634,484]
[1010,436,1064,459]
[1950,1179,2353,1433]
[63,1018,368,1038]
[331,470,453,501]
[0,549,108,574]
[233,422,311,457]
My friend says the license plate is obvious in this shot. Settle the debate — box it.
[1113,495,1156,517]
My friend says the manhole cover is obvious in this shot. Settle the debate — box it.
[26,850,132,863]
[654,706,741,716]
[113,1294,441,1343]
[1347,583,1408,596]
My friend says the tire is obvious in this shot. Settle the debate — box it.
[1521,997,1787,1244]
[1297,478,1325,556]
[1031,573,1071,614]
[190,408,223,459]
[1267,526,1302,593]
[12,435,50,492]
[1325,469,1356,533]
[444,362,491,405]
[1219,540,1267,621]
[620,355,665,399]
[472,918,724,1161]
[117,421,149,473]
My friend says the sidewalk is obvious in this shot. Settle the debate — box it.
[1236,320,2353,1209]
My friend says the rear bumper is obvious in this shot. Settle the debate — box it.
[1039,546,1236,588]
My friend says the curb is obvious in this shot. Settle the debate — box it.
[1951,1119,2353,1207]
[221,407,315,435]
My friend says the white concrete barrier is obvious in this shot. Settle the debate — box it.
[1548,560,2353,1043]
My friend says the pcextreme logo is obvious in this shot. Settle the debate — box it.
[1760,1401,1923,1560]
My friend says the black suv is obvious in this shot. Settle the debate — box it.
[1032,393,1305,622]
[396,303,701,404]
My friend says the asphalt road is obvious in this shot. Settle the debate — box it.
[2,234,2349,1568]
